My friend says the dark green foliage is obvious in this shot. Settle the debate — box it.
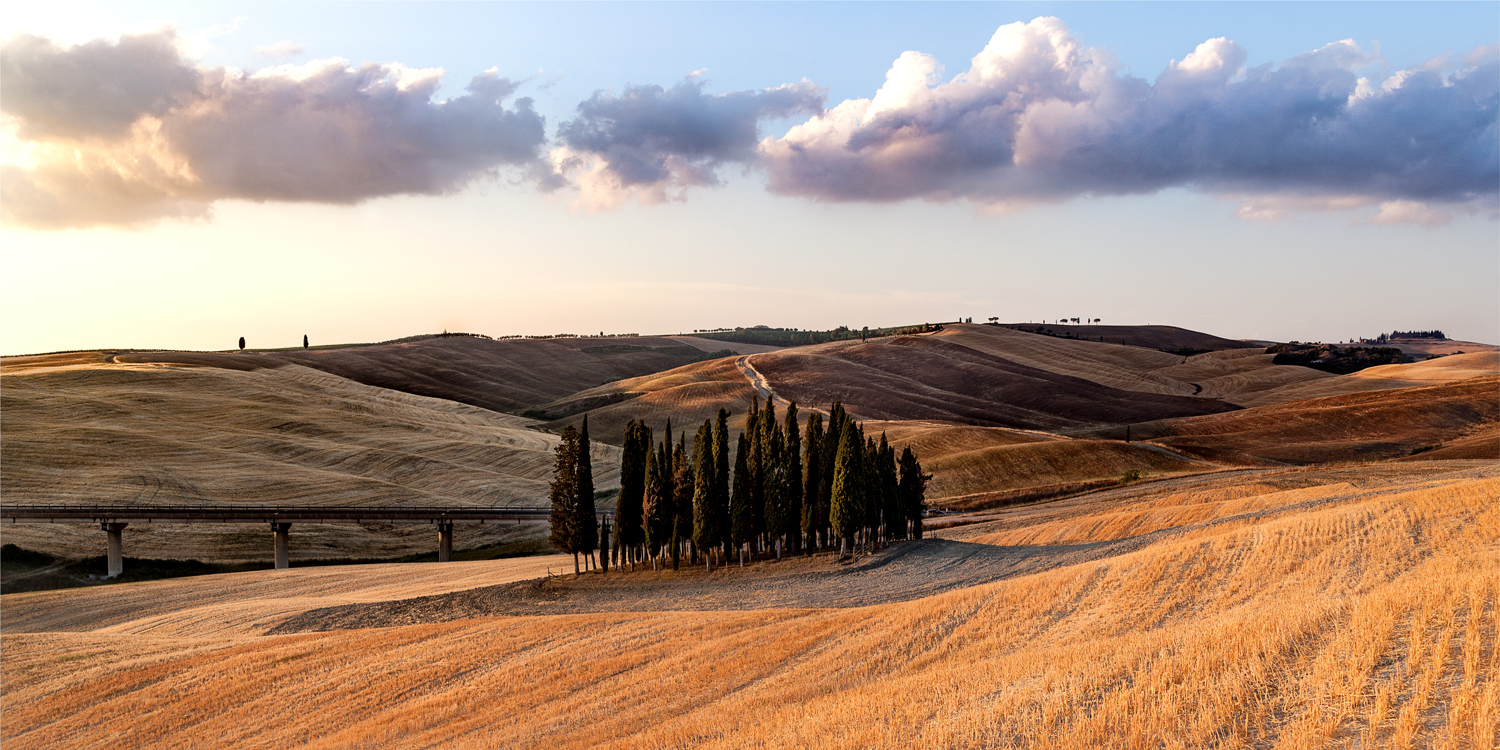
[816,402,846,547]
[712,408,731,551]
[238,336,245,351]
[801,412,824,550]
[1389,330,1445,340]
[1267,343,1412,374]
[746,398,765,546]
[692,419,717,562]
[730,434,752,550]
[1,543,55,566]
[898,446,928,540]
[574,416,598,557]
[671,432,691,570]
[643,426,672,557]
[691,323,941,348]
[303,334,308,349]
[863,430,881,534]
[783,402,803,553]
[878,433,901,540]
[598,515,611,573]
[830,421,863,554]
[761,399,788,556]
[615,420,650,564]
[548,425,581,569]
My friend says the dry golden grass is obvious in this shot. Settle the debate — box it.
[0,554,573,638]
[1137,375,1500,466]
[0,361,619,561]
[933,324,1196,396]
[920,438,1203,500]
[3,462,1493,749]
[1243,352,1500,407]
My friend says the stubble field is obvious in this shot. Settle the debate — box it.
[3,460,1495,749]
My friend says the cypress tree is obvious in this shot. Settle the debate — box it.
[654,419,675,567]
[746,398,763,553]
[692,419,716,570]
[879,433,902,540]
[712,408,731,563]
[819,402,845,546]
[801,412,823,550]
[643,441,668,569]
[863,430,880,548]
[761,399,787,560]
[830,421,862,560]
[615,421,650,571]
[783,402,803,555]
[575,416,598,567]
[548,425,581,573]
[730,434,752,566]
[598,515,611,573]
[899,446,928,540]
[671,432,690,571]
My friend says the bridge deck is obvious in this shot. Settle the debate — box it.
[0,505,565,524]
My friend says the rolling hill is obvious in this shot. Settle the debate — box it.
[1129,375,1499,465]
[104,334,777,415]
[2,461,1493,748]
[0,357,620,562]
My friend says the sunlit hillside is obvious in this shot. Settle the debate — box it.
[0,358,620,561]
[2,461,1494,748]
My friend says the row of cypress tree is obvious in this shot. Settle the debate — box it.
[598,398,928,572]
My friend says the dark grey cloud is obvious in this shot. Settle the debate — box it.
[760,18,1499,222]
[2,30,549,228]
[550,77,823,208]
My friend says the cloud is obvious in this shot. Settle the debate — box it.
[254,40,303,59]
[760,17,1499,224]
[1,30,549,229]
[550,77,824,210]
[0,30,202,141]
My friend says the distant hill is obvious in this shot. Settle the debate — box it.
[995,323,1248,353]
[555,326,1241,444]
[1124,375,1499,465]
[101,334,775,415]
[0,359,622,562]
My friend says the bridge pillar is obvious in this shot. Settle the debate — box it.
[101,522,128,578]
[271,522,293,569]
[437,521,454,562]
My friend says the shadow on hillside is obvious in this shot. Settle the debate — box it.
[269,537,1124,635]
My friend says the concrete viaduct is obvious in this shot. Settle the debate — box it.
[0,505,579,577]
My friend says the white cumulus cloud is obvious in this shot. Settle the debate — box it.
[1,29,550,229]
[758,17,1499,225]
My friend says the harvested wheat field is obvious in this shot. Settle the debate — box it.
[1131,375,1500,465]
[0,357,620,561]
[3,460,1495,749]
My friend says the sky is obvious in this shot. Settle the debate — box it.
[2,1,1496,355]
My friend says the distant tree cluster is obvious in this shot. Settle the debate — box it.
[1267,343,1412,374]
[598,399,929,573]
[377,331,495,345]
[1388,330,1447,341]
[693,324,942,348]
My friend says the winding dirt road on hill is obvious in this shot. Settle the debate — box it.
[736,355,777,404]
